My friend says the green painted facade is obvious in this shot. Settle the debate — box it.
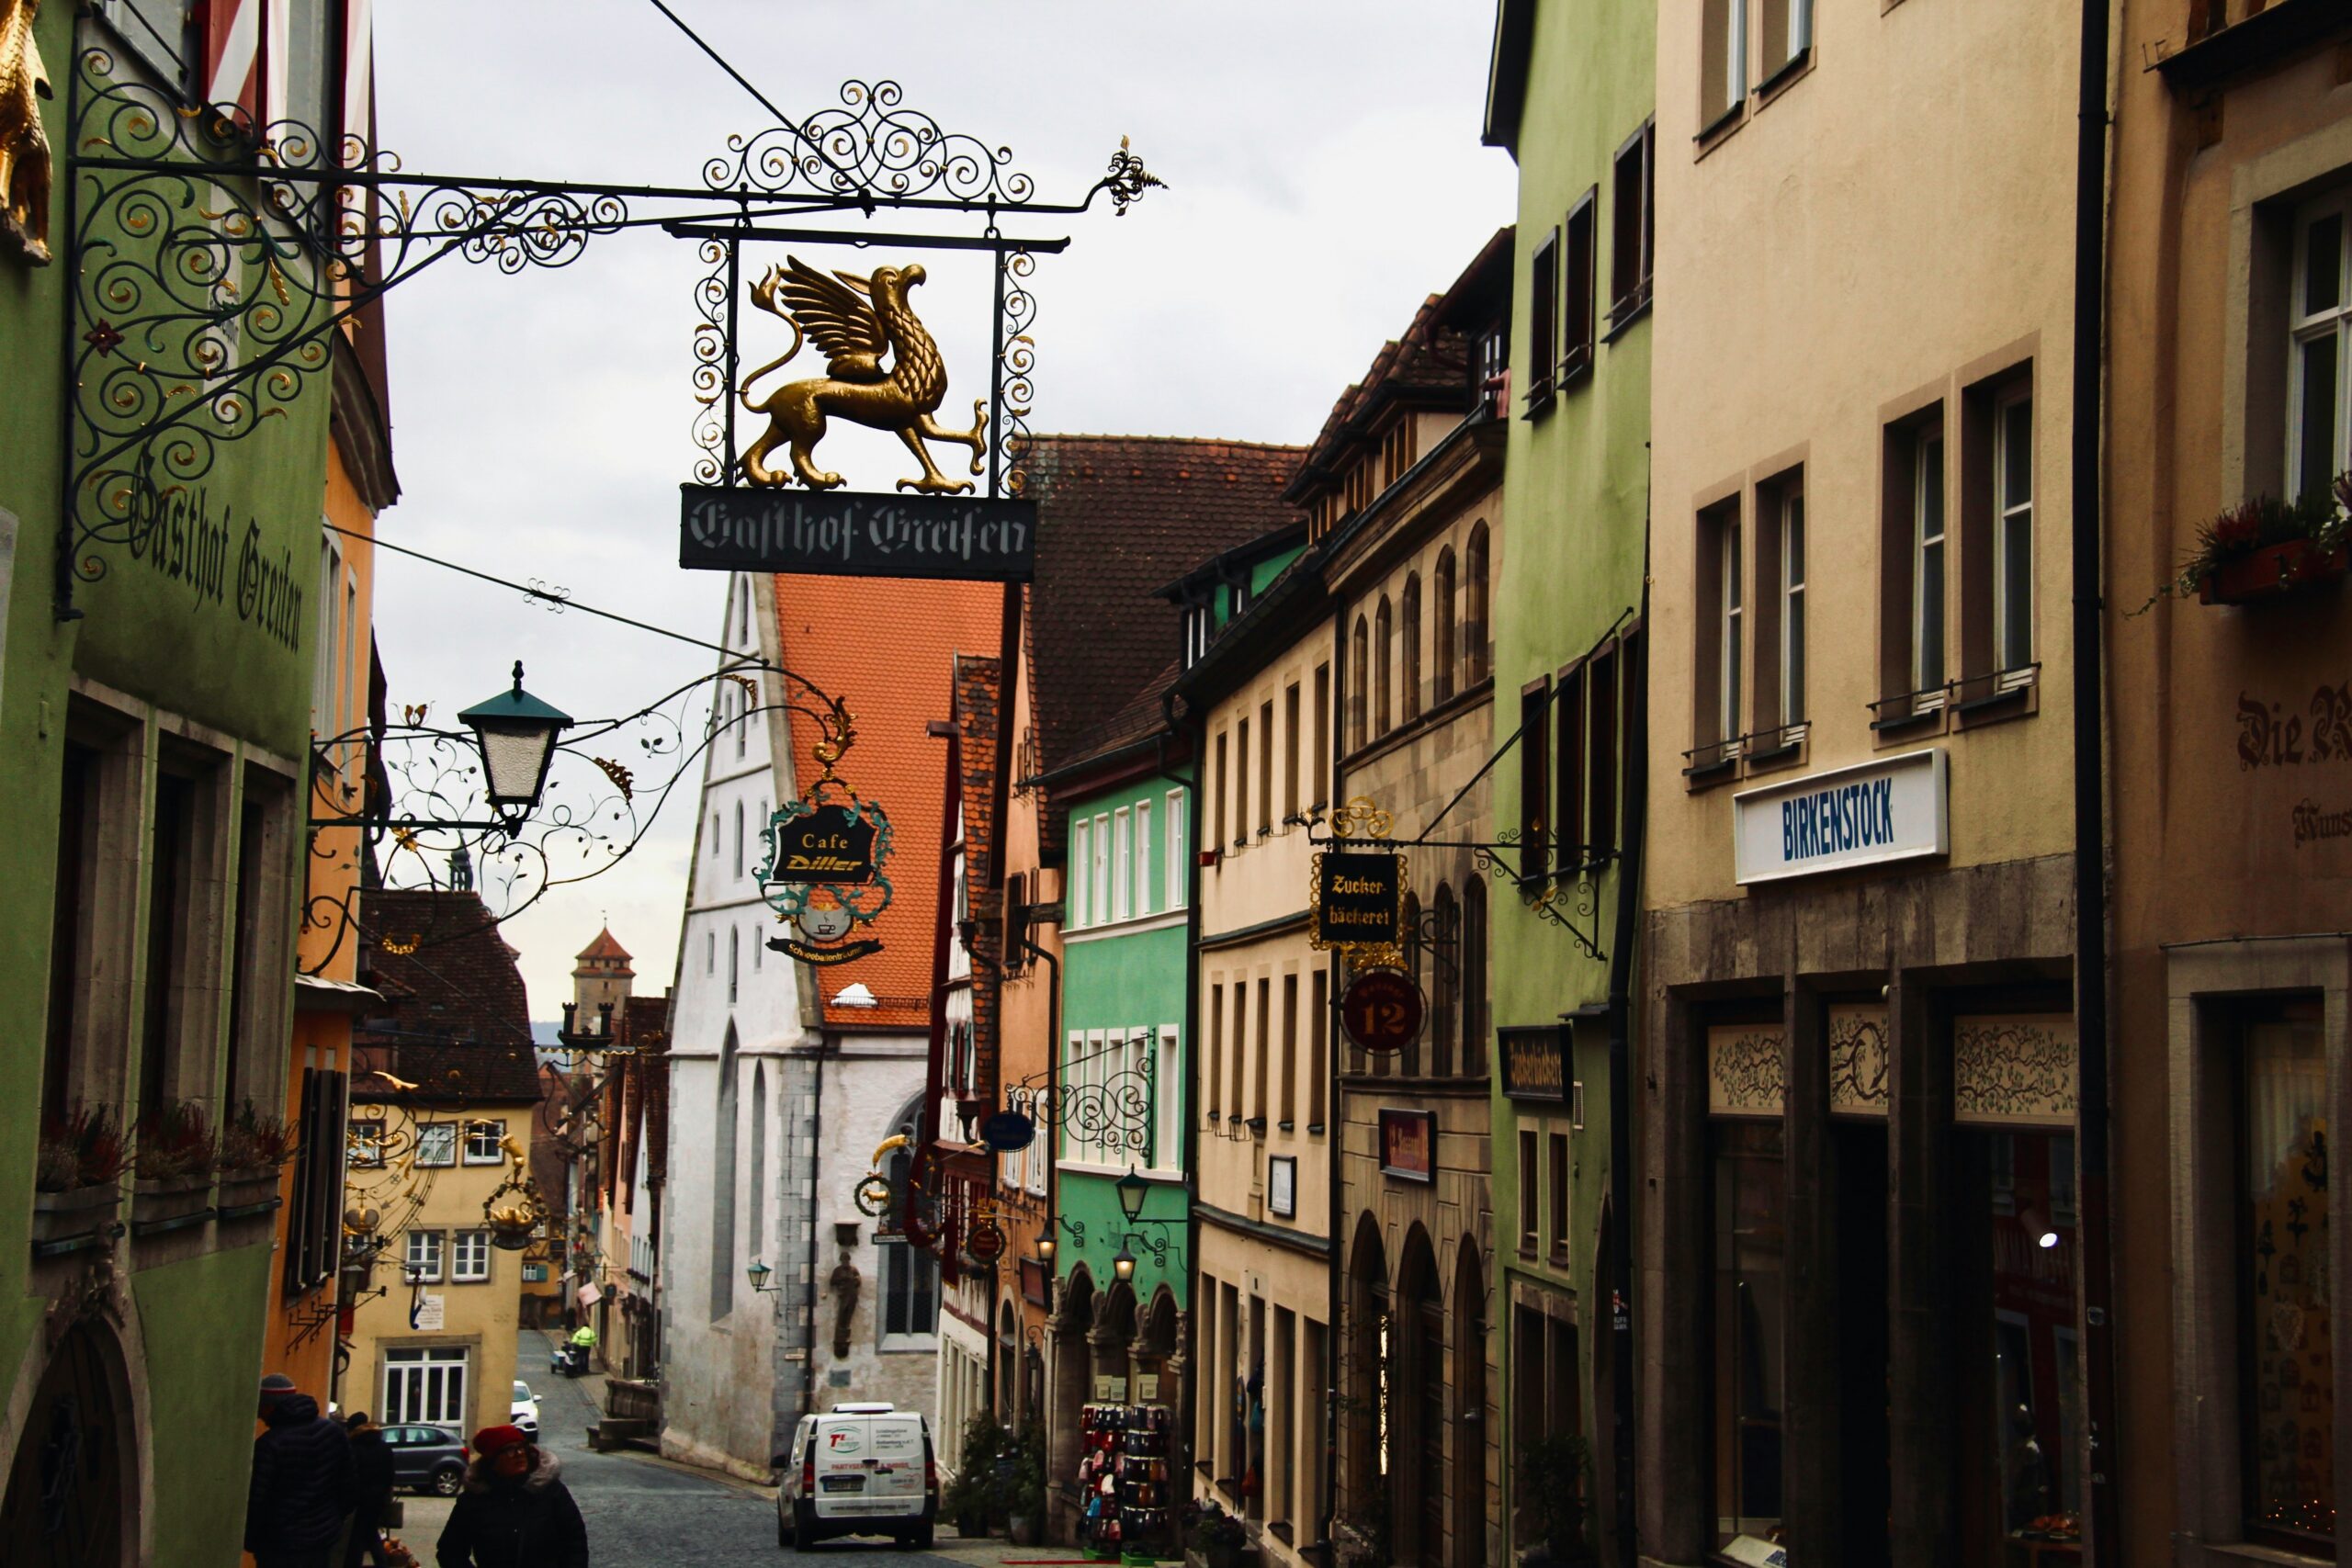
[0,6,334,1560]
[1057,768,1192,1313]
[1487,0,1655,1543]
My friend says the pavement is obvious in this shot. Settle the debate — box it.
[380,1331,1060,1567]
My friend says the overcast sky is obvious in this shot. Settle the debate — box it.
[369,1,1514,1015]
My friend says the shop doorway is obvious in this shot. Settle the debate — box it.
[1453,1239,1487,1568]
[1955,1129,2082,1561]
[1345,1213,1389,1539]
[1830,1119,1892,1568]
[0,1319,132,1568]
[1396,1226,1445,1568]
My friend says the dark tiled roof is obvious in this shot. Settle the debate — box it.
[1054,656,1181,780]
[353,887,542,1104]
[1024,435,1303,780]
[1285,294,1473,503]
[950,656,1002,1093]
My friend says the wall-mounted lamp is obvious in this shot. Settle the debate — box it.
[747,1258,782,1293]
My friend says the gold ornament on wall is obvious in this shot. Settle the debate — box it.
[734,255,987,494]
[0,0,52,265]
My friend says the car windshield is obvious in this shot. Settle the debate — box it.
[513,1382,530,1400]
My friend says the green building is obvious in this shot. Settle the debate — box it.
[0,8,367,1562]
[1481,0,1656,1559]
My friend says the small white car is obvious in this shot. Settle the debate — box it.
[776,1403,937,1551]
[511,1380,541,1439]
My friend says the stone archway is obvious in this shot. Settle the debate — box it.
[1093,1280,1137,1400]
[1048,1267,1097,1539]
[1395,1224,1445,1568]
[1453,1235,1488,1568]
[0,1317,135,1568]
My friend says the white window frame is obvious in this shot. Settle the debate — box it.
[414,1123,456,1168]
[452,1230,492,1283]
[349,1117,386,1169]
[1091,812,1111,927]
[1166,790,1187,909]
[462,1118,506,1165]
[1993,388,2035,681]
[876,1235,940,1347]
[2290,189,2352,502]
[1720,515,1744,749]
[382,1347,469,1428]
[404,1229,446,1282]
[1070,817,1091,928]
[1912,426,1948,709]
[1112,807,1132,922]
[1155,1025,1182,1175]
[1781,482,1805,730]
[1724,0,1748,112]
[1135,798,1154,917]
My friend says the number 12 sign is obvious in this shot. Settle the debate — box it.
[1340,968,1425,1055]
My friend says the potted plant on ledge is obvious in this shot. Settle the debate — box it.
[944,1407,1009,1539]
[1184,1500,1249,1568]
[130,1100,215,1235]
[217,1099,296,1218]
[2144,472,2351,609]
[1006,1414,1047,1546]
[32,1104,129,1253]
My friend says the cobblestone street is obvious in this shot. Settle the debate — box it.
[377,1333,1054,1567]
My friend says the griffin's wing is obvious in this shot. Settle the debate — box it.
[776,255,889,383]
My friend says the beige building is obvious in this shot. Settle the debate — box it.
[1644,1,2094,1562]
[1316,240,1509,1568]
[2107,4,2352,1560]
[347,888,544,1441]
[1171,520,1336,1568]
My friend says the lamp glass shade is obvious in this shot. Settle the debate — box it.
[1112,1247,1137,1282]
[457,664,572,809]
[1116,1168,1149,1224]
[746,1259,773,1292]
[1035,1233,1057,1262]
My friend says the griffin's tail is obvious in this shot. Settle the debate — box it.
[738,265,806,405]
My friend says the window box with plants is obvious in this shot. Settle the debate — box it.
[216,1099,297,1219]
[32,1104,129,1254]
[130,1100,216,1235]
[2148,475,2351,609]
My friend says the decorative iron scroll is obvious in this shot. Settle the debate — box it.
[702,80,1039,206]
[995,246,1037,498]
[1007,1044,1155,1161]
[1473,828,1605,964]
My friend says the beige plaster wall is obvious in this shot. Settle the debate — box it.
[1647,0,2084,913]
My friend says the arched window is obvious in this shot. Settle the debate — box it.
[1401,574,1423,722]
[728,927,739,1004]
[1350,616,1370,752]
[1400,891,1422,1077]
[1463,879,1488,1076]
[1432,883,1457,1077]
[749,1062,767,1259]
[1434,547,1458,704]
[1465,523,1492,684]
[1375,595,1394,735]
[709,1026,740,1322]
[733,801,744,880]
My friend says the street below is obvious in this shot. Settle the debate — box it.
[386,1331,1042,1568]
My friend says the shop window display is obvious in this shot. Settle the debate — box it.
[1711,1118,1786,1554]
[1982,1130,2082,1554]
[2241,1005,2333,1549]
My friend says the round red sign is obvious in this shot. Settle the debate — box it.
[1340,968,1426,1055]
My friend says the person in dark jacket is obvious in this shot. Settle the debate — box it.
[436,1424,588,1568]
[345,1413,397,1567]
[247,1372,356,1568]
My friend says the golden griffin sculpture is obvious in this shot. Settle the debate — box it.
[738,255,988,494]
[0,0,51,265]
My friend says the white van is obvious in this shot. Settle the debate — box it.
[775,1403,938,1551]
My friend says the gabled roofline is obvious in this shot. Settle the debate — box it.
[1483,0,1537,152]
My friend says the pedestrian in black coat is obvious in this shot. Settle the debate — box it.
[246,1373,356,1568]
[345,1413,397,1568]
[436,1425,588,1568]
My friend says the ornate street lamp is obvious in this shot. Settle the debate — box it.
[1035,1231,1057,1264]
[457,661,572,828]
[1112,1244,1137,1283]
[747,1258,780,1293]
[1116,1167,1151,1224]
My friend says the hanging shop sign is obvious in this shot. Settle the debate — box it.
[679,486,1037,581]
[1377,1110,1436,1185]
[1311,851,1405,949]
[1499,1025,1569,1102]
[765,802,880,883]
[757,797,895,955]
[1340,968,1425,1055]
[981,1111,1037,1153]
[1732,747,1949,886]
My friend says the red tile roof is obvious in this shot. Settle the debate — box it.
[775,575,1006,1030]
[573,926,634,970]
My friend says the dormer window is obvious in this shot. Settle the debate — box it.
[1183,603,1214,670]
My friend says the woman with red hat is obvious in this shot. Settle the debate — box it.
[433,1424,587,1567]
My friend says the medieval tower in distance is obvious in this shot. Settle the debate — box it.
[571,927,636,1039]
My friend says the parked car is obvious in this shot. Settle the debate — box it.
[379,1424,469,1496]
[511,1380,541,1439]
[776,1404,937,1551]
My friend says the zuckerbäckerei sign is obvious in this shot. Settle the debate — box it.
[1732,748,1949,886]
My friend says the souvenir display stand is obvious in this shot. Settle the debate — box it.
[1076,1400,1175,1563]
